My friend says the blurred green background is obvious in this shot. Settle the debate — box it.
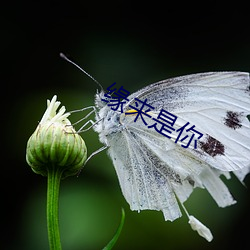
[2,2,250,250]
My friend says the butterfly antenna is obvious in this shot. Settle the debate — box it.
[60,53,104,92]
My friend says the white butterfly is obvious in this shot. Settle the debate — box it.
[59,53,250,242]
[86,71,249,241]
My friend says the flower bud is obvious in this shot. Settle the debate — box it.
[26,95,87,178]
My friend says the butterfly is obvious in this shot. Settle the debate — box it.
[91,72,250,241]
[61,55,250,241]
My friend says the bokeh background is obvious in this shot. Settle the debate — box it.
[2,1,250,250]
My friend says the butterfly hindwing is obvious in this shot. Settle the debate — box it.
[107,124,182,221]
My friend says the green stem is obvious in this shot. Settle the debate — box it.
[47,165,63,250]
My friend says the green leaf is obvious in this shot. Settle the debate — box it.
[102,208,125,250]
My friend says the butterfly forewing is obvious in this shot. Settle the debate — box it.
[122,72,250,172]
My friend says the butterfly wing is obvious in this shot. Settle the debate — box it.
[107,127,182,221]
[123,72,250,172]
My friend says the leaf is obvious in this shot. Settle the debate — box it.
[102,208,125,250]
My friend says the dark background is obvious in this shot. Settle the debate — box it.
[2,1,250,250]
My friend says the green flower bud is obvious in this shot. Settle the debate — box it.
[26,95,87,178]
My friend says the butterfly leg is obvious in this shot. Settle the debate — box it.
[77,145,108,176]
[69,106,102,132]
[76,117,104,133]
[70,106,97,126]
[85,145,108,165]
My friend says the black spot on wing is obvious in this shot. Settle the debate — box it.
[199,135,225,157]
[186,177,195,186]
[224,111,243,130]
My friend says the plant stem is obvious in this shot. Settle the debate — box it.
[47,165,63,250]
